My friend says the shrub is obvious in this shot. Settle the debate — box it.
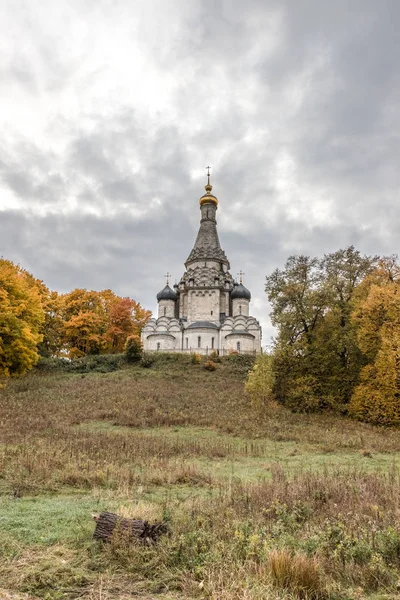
[267,549,325,599]
[84,355,124,373]
[191,353,202,365]
[140,353,191,368]
[203,360,217,371]
[124,335,142,363]
[209,350,221,362]
[140,353,155,368]
[36,354,124,373]
[245,353,275,407]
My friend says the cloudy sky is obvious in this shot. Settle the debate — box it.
[1,0,399,344]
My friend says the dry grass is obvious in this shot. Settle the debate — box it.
[267,550,324,599]
[0,355,399,599]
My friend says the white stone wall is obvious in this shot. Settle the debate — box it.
[220,315,262,353]
[187,289,220,322]
[184,328,219,352]
[222,334,255,353]
[186,260,221,271]
[158,299,176,318]
[144,333,180,351]
[232,298,249,317]
[141,317,183,352]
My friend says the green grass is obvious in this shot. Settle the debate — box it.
[0,355,399,599]
[75,421,400,481]
[0,495,105,548]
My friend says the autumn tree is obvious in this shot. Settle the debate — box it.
[349,258,400,425]
[61,289,108,357]
[29,282,65,358]
[0,259,44,381]
[60,289,151,357]
[104,297,151,353]
[245,353,275,409]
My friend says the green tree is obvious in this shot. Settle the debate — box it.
[125,334,143,362]
[266,248,375,411]
[316,246,376,406]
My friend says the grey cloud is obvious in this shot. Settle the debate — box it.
[1,0,400,342]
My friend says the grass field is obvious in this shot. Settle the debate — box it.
[0,353,399,599]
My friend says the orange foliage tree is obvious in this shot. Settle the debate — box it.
[60,289,150,357]
[0,259,45,381]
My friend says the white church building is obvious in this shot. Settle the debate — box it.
[141,174,262,354]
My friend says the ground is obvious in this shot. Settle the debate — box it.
[0,353,399,599]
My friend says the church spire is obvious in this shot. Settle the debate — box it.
[186,173,229,268]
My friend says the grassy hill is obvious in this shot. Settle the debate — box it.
[0,354,399,599]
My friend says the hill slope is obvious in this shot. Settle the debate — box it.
[0,354,399,599]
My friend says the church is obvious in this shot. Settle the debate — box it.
[141,173,262,354]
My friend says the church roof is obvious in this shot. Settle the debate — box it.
[231,282,251,300]
[156,284,177,302]
[187,321,219,330]
[185,176,229,266]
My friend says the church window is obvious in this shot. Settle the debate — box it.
[239,305,242,314]
[211,310,213,316]
[163,307,166,316]
[237,341,241,353]
[198,336,201,348]
[211,337,214,349]
[186,337,188,349]
[157,342,161,351]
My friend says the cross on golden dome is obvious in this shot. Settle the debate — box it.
[199,166,218,206]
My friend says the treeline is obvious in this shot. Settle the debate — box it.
[250,246,400,426]
[0,258,150,382]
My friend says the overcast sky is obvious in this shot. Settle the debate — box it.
[1,0,399,344]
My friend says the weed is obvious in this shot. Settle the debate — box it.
[191,353,202,365]
[203,360,217,371]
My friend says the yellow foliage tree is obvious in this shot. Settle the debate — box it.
[245,353,275,408]
[350,260,400,425]
[0,259,44,382]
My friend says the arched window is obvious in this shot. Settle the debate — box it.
[211,337,214,349]
[237,341,241,353]
[198,336,201,348]
[163,306,166,316]
[186,337,189,349]
[239,305,242,314]
[157,342,161,351]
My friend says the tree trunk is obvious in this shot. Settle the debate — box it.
[92,511,167,544]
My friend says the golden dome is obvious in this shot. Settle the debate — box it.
[199,182,218,206]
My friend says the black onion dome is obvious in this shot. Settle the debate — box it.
[231,282,251,301]
[157,284,177,302]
